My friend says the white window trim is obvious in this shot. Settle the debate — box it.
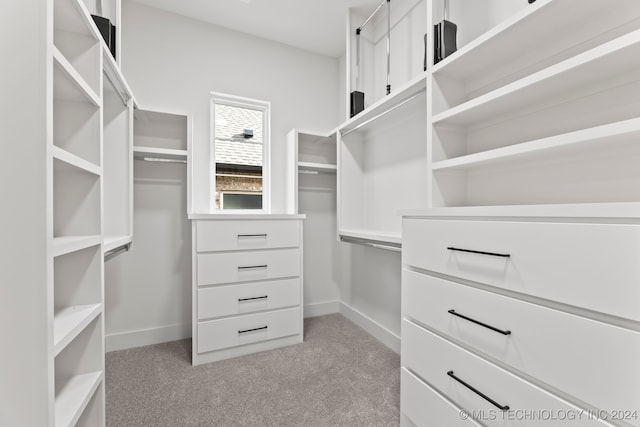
[210,91,271,214]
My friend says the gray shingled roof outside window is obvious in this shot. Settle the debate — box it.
[215,103,263,167]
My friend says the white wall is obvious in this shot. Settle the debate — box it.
[105,1,340,348]
[298,173,344,316]
[121,1,340,214]
[105,161,191,350]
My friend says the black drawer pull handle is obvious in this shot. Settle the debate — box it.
[238,295,268,302]
[447,371,510,411]
[238,265,268,270]
[447,247,510,258]
[238,326,268,334]
[448,309,511,336]
[238,234,267,238]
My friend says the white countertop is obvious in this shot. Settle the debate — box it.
[188,213,306,220]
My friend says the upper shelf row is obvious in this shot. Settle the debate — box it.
[54,0,137,108]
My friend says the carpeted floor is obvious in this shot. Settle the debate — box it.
[105,314,400,426]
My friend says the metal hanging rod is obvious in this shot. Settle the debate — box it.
[341,90,422,137]
[357,0,387,32]
[104,243,130,261]
[340,235,401,252]
[298,170,319,175]
[103,70,130,107]
[142,157,187,164]
[355,0,391,95]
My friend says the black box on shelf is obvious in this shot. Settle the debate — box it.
[91,14,116,59]
[350,91,365,118]
[433,20,457,64]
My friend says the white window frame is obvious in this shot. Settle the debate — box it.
[210,92,271,214]
[219,191,263,210]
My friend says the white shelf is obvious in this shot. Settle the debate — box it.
[432,118,640,172]
[336,71,427,135]
[53,304,101,356]
[432,29,640,127]
[432,0,640,84]
[52,146,101,176]
[53,236,102,257]
[298,130,336,143]
[53,47,100,107]
[53,0,101,40]
[54,371,103,427]
[401,202,640,221]
[102,44,137,108]
[298,161,336,174]
[339,229,402,246]
[188,213,306,220]
[103,235,132,253]
[133,146,188,161]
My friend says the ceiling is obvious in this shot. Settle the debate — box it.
[128,0,381,57]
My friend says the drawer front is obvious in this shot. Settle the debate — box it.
[403,218,640,321]
[196,220,300,252]
[198,278,300,320]
[403,270,640,421]
[402,320,611,427]
[197,248,300,286]
[197,307,300,354]
[402,368,481,427]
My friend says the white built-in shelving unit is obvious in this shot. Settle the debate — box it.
[1,0,135,424]
[132,107,191,209]
[338,0,640,245]
[286,129,337,214]
[337,0,428,248]
[52,1,105,425]
[398,0,640,425]
[133,109,190,159]
[429,0,640,211]
[337,72,428,247]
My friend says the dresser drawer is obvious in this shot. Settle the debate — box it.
[403,270,640,423]
[402,368,481,427]
[198,278,300,320]
[197,307,301,354]
[197,248,300,286]
[402,320,612,427]
[196,220,300,252]
[403,218,640,321]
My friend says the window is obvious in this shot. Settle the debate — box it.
[211,93,270,212]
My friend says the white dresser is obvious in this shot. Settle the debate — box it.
[191,215,305,365]
[400,212,640,427]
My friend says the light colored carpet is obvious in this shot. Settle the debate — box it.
[106,314,400,426]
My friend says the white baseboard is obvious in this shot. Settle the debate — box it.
[304,300,339,318]
[106,302,398,354]
[338,302,401,354]
[106,323,191,352]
